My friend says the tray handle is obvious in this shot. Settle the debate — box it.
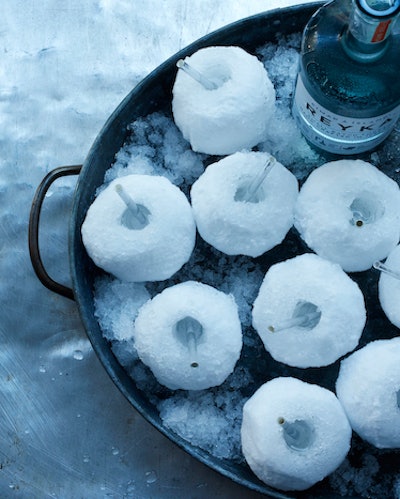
[28,165,82,300]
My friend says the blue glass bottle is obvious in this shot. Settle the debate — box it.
[292,0,400,155]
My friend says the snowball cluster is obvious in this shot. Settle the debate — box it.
[295,160,400,272]
[241,377,351,491]
[190,151,298,257]
[336,338,400,449]
[252,253,366,368]
[81,174,196,282]
[172,46,276,155]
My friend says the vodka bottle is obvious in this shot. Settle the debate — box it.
[292,0,400,155]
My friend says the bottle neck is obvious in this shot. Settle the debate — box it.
[342,0,400,62]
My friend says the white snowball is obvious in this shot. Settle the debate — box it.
[190,151,298,257]
[294,160,400,272]
[252,253,366,368]
[377,244,400,328]
[336,338,400,449]
[133,281,242,390]
[172,46,275,155]
[81,174,196,282]
[241,377,352,491]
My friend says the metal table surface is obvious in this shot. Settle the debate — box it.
[1,1,317,497]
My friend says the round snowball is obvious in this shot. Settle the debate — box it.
[252,253,366,368]
[294,160,400,272]
[133,281,242,390]
[377,244,400,328]
[336,338,400,449]
[190,151,298,257]
[172,46,275,155]
[81,174,196,282]
[241,377,352,491]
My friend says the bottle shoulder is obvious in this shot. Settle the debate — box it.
[300,0,400,116]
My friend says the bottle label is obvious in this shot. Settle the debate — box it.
[371,20,392,43]
[293,74,400,154]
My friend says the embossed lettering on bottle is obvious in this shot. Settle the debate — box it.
[293,74,400,154]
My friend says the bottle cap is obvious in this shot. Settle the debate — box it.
[357,0,400,18]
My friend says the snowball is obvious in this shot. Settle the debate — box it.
[252,253,366,368]
[241,377,352,491]
[81,174,196,282]
[190,151,298,257]
[172,46,275,155]
[133,281,242,390]
[377,244,400,328]
[336,338,400,449]
[294,160,400,272]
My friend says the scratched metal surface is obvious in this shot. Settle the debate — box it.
[0,1,321,497]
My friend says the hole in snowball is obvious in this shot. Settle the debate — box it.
[205,62,232,89]
[115,183,150,230]
[235,180,266,203]
[349,193,385,227]
[278,417,314,451]
[235,157,276,204]
[174,316,203,368]
[121,204,150,230]
[268,301,321,333]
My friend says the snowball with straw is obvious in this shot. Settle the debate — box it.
[252,253,366,368]
[294,159,400,272]
[172,46,276,155]
[133,281,242,391]
[374,243,400,328]
[336,337,400,449]
[81,174,196,282]
[190,151,298,257]
[241,377,352,491]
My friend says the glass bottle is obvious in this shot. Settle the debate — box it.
[292,0,400,155]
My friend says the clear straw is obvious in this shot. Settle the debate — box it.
[268,301,321,333]
[176,59,218,90]
[373,260,400,280]
[235,156,276,203]
[115,184,149,228]
[175,316,203,368]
